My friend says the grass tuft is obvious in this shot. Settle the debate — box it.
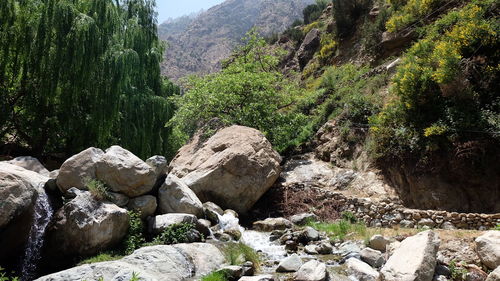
[224,242,260,270]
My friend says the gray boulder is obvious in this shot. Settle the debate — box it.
[253,218,293,231]
[146,155,168,177]
[345,258,380,281]
[203,202,224,224]
[380,230,440,281]
[96,146,156,197]
[295,260,328,281]
[149,213,199,235]
[168,125,281,214]
[35,243,225,281]
[6,156,50,177]
[158,174,203,217]
[360,247,385,268]
[475,231,500,270]
[486,266,500,281]
[369,234,391,252]
[57,147,104,193]
[299,227,320,243]
[277,254,303,272]
[108,192,129,207]
[45,191,129,259]
[127,195,157,218]
[239,275,274,281]
[290,213,318,225]
[297,28,321,69]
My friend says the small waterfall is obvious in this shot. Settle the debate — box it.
[20,189,54,281]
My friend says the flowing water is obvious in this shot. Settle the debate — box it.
[20,189,54,281]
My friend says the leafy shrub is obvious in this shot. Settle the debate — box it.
[152,223,196,245]
[224,243,260,269]
[282,26,304,44]
[169,30,310,153]
[0,267,18,281]
[319,33,337,62]
[86,179,110,201]
[361,4,391,54]
[201,271,230,281]
[332,0,373,38]
[307,219,367,240]
[371,0,499,159]
[122,211,146,255]
[303,4,323,24]
[303,21,323,34]
[341,211,358,223]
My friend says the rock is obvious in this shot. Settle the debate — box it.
[127,195,157,218]
[57,147,104,192]
[49,169,59,179]
[315,242,333,255]
[224,209,239,218]
[239,275,274,281]
[380,230,440,281]
[146,155,168,177]
[225,228,242,241]
[198,219,212,229]
[203,202,224,224]
[277,254,303,272]
[297,28,321,69]
[196,219,211,238]
[149,213,199,235]
[0,163,47,229]
[305,245,319,255]
[108,192,129,207]
[418,218,436,228]
[360,247,385,268]
[434,264,451,277]
[486,266,500,281]
[242,261,256,276]
[253,218,293,231]
[441,222,456,230]
[286,240,299,252]
[96,146,156,197]
[381,30,416,51]
[475,231,500,270]
[434,276,450,281]
[369,234,391,252]
[290,213,318,225]
[386,241,401,258]
[168,125,281,214]
[295,260,328,281]
[400,219,415,228]
[6,156,50,176]
[219,265,243,280]
[299,227,320,243]
[464,264,488,281]
[346,258,380,281]
[335,241,362,257]
[158,174,203,217]
[36,243,225,281]
[45,191,129,261]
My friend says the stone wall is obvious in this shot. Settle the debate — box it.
[291,186,500,230]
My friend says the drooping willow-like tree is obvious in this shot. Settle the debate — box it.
[0,0,179,159]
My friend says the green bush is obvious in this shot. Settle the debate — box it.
[78,253,123,265]
[224,243,260,269]
[86,179,110,201]
[333,0,373,38]
[201,271,230,281]
[307,219,367,240]
[122,211,146,255]
[303,4,323,24]
[152,223,197,245]
[0,267,18,281]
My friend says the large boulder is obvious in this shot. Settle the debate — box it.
[294,260,328,281]
[168,125,281,214]
[127,195,157,219]
[380,230,440,281]
[35,243,225,281]
[146,155,169,177]
[486,266,500,281]
[5,156,50,177]
[96,146,156,197]
[0,163,49,266]
[158,174,203,217]
[277,254,303,272]
[149,213,199,235]
[345,258,380,281]
[253,218,292,232]
[57,147,104,192]
[44,191,129,262]
[475,231,500,270]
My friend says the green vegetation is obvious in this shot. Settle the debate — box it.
[78,252,123,265]
[370,0,499,159]
[169,30,310,153]
[332,0,372,38]
[122,211,147,255]
[152,223,197,245]
[449,259,468,281]
[303,0,329,24]
[495,224,500,230]
[86,179,110,201]
[224,242,260,270]
[307,219,367,240]
[200,271,230,281]
[0,267,18,281]
[0,0,179,159]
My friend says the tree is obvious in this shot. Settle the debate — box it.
[168,30,309,152]
[0,0,179,159]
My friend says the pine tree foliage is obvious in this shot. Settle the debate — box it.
[0,0,179,158]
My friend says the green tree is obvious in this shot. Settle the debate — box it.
[0,0,179,159]
[169,30,309,152]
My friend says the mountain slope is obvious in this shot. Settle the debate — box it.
[158,0,314,81]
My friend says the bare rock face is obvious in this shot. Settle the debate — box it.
[486,266,500,281]
[96,146,157,197]
[127,195,157,219]
[169,125,281,214]
[380,231,440,281]
[475,231,500,270]
[5,156,50,177]
[57,147,104,193]
[35,243,225,281]
[297,28,321,69]
[158,174,203,217]
[295,260,328,281]
[345,258,380,281]
[45,191,129,261]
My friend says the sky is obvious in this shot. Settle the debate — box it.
[156,0,226,24]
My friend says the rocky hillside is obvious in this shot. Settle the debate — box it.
[158,0,314,80]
